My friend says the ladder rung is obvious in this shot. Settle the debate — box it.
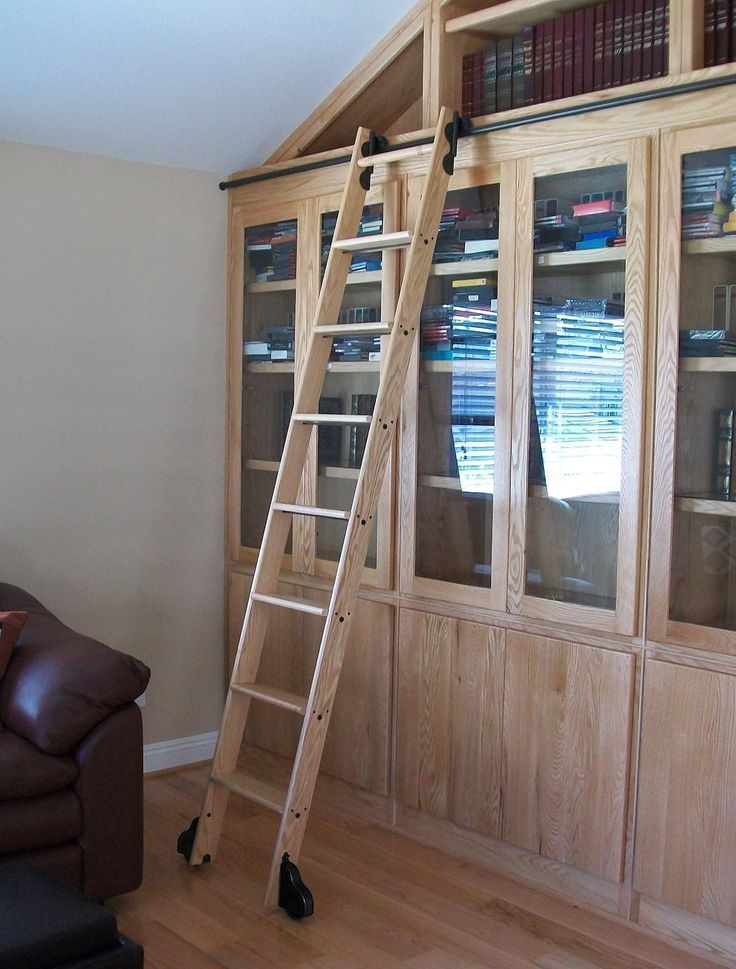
[252,592,329,617]
[211,769,285,814]
[231,683,308,715]
[314,322,391,337]
[332,230,412,253]
[273,502,350,521]
[356,142,434,168]
[294,413,372,426]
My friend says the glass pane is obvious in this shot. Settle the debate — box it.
[315,205,383,568]
[670,146,736,628]
[525,165,627,609]
[241,220,297,552]
[415,184,500,588]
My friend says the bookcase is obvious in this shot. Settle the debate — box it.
[223,1,736,960]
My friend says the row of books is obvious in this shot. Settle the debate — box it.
[461,0,669,118]
[434,205,499,264]
[703,0,736,67]
[534,195,627,253]
[681,156,736,238]
[246,221,297,283]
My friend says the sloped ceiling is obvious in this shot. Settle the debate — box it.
[0,0,418,174]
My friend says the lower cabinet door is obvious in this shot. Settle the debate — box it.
[501,632,635,882]
[635,659,736,926]
[396,609,506,837]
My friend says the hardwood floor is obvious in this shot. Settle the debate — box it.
[109,760,725,969]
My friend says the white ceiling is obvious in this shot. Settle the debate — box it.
[0,0,418,175]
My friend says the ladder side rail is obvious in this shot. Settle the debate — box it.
[264,107,454,903]
[188,125,371,868]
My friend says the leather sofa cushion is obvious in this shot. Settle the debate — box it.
[0,589,150,755]
[0,791,81,854]
[0,731,78,801]
[0,612,28,679]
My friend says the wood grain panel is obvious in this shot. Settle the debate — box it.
[635,660,736,926]
[397,609,505,835]
[502,632,634,882]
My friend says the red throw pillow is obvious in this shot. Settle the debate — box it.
[0,611,28,679]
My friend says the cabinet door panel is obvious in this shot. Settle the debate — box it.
[635,660,736,925]
[502,632,634,882]
[397,609,504,836]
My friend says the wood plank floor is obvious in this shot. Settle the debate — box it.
[109,761,725,969]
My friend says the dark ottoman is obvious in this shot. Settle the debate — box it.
[0,864,143,968]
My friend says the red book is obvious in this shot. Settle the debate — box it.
[613,0,625,85]
[553,15,565,100]
[573,8,586,94]
[622,0,635,83]
[573,199,627,216]
[603,2,616,87]
[593,3,606,89]
[523,26,536,105]
[583,5,596,91]
[543,19,555,100]
[652,0,667,77]
[641,0,655,79]
[714,0,730,64]
[632,0,645,79]
[563,12,575,96]
[461,53,473,116]
[534,24,545,103]
[704,0,716,66]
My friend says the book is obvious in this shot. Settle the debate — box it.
[543,19,555,100]
[496,37,513,111]
[603,2,616,87]
[482,43,497,115]
[594,3,606,89]
[612,0,625,86]
[471,50,483,116]
[715,0,730,64]
[573,8,586,95]
[552,15,565,100]
[632,0,645,80]
[622,0,635,84]
[318,397,343,464]
[462,53,472,116]
[704,0,716,65]
[642,0,655,80]
[584,5,596,92]
[534,23,545,103]
[563,12,575,98]
[523,26,536,105]
[512,33,526,107]
[573,199,627,216]
[715,408,735,498]
[652,0,667,77]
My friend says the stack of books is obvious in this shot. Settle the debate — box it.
[433,206,499,264]
[703,0,736,67]
[461,0,669,119]
[679,329,736,356]
[681,163,733,239]
[534,191,627,252]
[243,321,296,362]
[420,278,498,360]
[330,334,382,362]
[532,297,625,359]
[246,221,298,282]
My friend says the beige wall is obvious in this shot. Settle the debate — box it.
[0,141,227,744]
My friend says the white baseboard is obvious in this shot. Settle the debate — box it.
[143,731,217,774]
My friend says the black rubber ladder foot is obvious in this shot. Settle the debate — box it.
[278,853,314,919]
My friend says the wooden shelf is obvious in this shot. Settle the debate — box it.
[244,361,295,373]
[535,246,626,269]
[683,235,736,256]
[679,357,736,372]
[246,278,297,293]
[421,358,497,372]
[676,496,736,517]
[446,0,581,37]
[429,258,499,277]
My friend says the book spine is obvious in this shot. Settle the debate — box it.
[543,19,555,100]
[512,33,526,107]
[704,0,716,66]
[621,0,635,83]
[533,23,545,103]
[496,37,513,111]
[731,0,736,66]
[603,1,616,88]
[584,5,596,91]
[461,53,472,116]
[523,26,536,105]
[573,9,586,95]
[631,0,645,79]
[563,12,575,97]
[613,0,625,85]
[594,3,607,89]
[553,15,565,100]
[652,0,666,77]
[715,0,730,64]
[642,0,655,80]
[483,43,497,115]
[471,50,484,116]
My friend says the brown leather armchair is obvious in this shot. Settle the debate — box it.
[0,583,150,899]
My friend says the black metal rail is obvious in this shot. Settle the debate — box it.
[219,72,736,191]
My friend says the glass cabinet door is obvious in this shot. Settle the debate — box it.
[402,166,513,609]
[230,207,299,566]
[650,123,736,651]
[508,141,649,635]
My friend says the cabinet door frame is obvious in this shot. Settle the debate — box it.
[228,199,306,570]
[649,120,736,653]
[399,160,515,612]
[507,138,650,636]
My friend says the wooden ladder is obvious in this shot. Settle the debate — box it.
[178,106,458,917]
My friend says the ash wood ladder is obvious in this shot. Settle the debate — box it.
[178,106,459,918]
